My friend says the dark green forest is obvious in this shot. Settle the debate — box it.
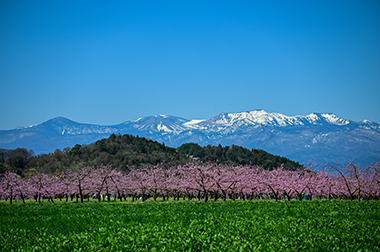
[0,133,303,175]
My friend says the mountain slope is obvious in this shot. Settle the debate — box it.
[0,117,120,154]
[1,110,379,164]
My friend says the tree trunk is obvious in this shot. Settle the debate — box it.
[240,192,245,201]
[295,190,303,201]
[78,181,84,204]
[20,193,26,204]
[153,189,158,201]
[204,191,208,202]
[284,193,291,201]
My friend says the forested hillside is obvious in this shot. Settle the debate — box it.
[177,143,301,170]
[0,133,303,175]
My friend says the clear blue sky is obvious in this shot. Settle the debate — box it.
[1,1,379,130]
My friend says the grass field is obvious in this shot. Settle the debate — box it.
[0,200,379,251]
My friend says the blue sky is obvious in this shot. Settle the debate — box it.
[1,1,379,130]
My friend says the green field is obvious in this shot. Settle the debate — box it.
[1,200,379,251]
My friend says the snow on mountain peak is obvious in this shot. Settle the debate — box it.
[359,119,380,130]
[320,113,350,125]
[219,110,299,127]
[179,110,353,133]
[16,123,40,130]
[156,123,173,132]
[183,119,206,129]
[132,117,143,122]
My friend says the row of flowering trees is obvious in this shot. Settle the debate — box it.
[1,161,379,204]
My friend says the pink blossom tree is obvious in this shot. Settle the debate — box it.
[0,171,29,204]
[327,161,372,201]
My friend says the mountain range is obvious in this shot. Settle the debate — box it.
[1,110,379,165]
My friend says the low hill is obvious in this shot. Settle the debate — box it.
[1,133,303,175]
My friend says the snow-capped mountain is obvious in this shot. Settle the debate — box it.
[1,110,379,165]
[121,115,189,134]
[184,110,352,133]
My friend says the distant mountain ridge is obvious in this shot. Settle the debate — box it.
[1,110,379,164]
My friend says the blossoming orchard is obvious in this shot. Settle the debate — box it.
[1,161,379,204]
